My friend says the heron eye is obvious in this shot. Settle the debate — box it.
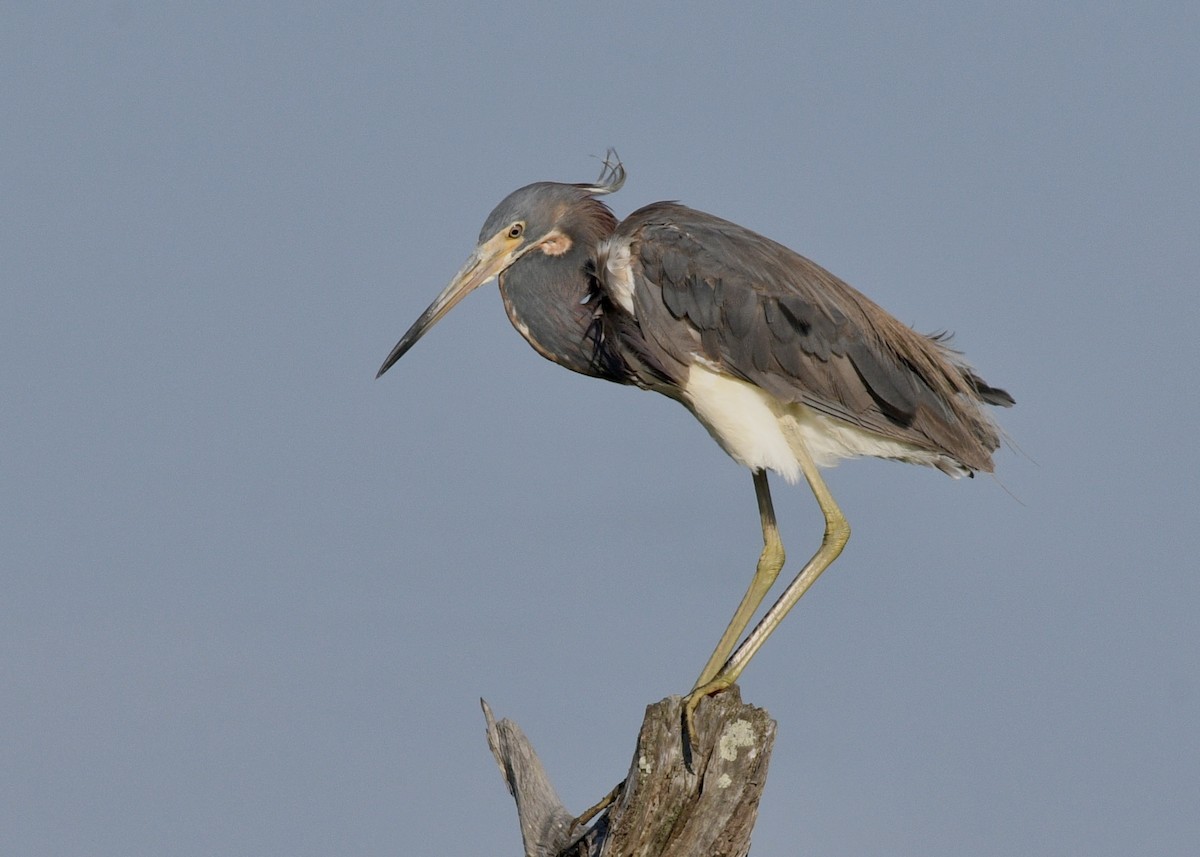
[508,223,524,239]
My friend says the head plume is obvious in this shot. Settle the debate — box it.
[576,149,625,197]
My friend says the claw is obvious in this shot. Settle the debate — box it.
[682,676,735,752]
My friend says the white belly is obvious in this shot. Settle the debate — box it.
[682,362,953,483]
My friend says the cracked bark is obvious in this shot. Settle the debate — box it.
[483,687,775,857]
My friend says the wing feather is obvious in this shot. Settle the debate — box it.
[604,202,1011,471]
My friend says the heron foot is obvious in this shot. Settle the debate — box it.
[682,675,736,751]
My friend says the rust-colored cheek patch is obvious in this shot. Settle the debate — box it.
[539,230,573,257]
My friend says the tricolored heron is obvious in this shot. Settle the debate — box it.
[377,154,1012,734]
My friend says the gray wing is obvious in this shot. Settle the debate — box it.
[602,202,1012,472]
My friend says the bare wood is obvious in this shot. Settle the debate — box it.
[483,688,775,857]
[482,698,579,857]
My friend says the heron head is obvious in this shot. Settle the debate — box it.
[376,154,625,378]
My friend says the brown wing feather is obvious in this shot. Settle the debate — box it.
[607,202,1011,473]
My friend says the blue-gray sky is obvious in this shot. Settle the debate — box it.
[4,3,1198,855]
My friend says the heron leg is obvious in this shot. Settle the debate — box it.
[685,444,849,733]
[692,470,785,690]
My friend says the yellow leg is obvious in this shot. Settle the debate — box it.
[684,444,850,737]
[693,470,785,689]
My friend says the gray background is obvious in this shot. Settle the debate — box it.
[4,2,1197,855]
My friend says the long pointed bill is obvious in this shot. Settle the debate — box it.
[376,235,518,378]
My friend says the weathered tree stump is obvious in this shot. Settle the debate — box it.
[483,688,775,857]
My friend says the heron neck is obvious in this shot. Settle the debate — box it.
[498,244,629,383]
